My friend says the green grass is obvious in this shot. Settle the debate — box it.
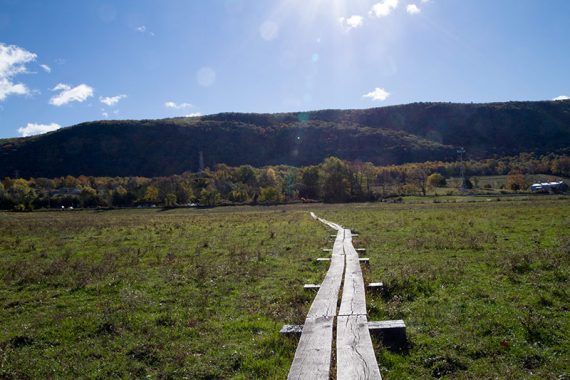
[1,199,569,379]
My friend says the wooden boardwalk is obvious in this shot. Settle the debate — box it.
[287,213,381,379]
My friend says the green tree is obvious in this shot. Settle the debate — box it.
[143,185,159,203]
[299,166,320,200]
[321,157,351,203]
[164,193,177,207]
[258,187,284,204]
[237,165,257,186]
[258,168,278,188]
[228,183,250,203]
[427,173,447,188]
[177,182,194,204]
[80,186,98,208]
[199,188,221,207]
[407,167,428,196]
[10,179,37,210]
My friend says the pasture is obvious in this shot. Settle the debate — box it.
[1,198,569,379]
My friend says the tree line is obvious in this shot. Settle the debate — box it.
[1,154,568,211]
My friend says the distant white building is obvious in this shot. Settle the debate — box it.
[530,181,568,193]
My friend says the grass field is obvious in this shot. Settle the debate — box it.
[1,198,569,379]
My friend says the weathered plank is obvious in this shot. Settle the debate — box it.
[288,229,345,379]
[304,284,321,290]
[368,320,405,331]
[307,253,344,318]
[288,215,382,380]
[288,316,334,380]
[368,320,407,351]
[281,324,303,335]
[337,315,382,380]
[336,229,381,378]
[339,230,367,316]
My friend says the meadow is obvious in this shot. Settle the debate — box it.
[1,197,569,379]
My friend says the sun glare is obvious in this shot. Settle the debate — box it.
[268,0,369,27]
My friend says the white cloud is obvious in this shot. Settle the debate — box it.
[52,83,70,91]
[40,64,51,73]
[185,112,202,117]
[363,87,391,101]
[0,43,37,101]
[421,0,429,3]
[407,4,421,14]
[136,25,146,32]
[369,0,399,17]
[18,122,61,137]
[101,110,109,118]
[165,101,194,109]
[553,95,570,101]
[339,15,364,31]
[49,83,94,106]
[100,94,126,106]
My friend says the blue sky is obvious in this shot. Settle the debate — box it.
[0,0,569,138]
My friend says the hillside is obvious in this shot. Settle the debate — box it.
[1,100,569,178]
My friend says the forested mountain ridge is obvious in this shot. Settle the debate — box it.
[1,100,569,178]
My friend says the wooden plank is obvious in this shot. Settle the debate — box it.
[288,316,334,380]
[305,229,345,319]
[288,228,344,379]
[368,320,405,331]
[281,324,303,335]
[306,253,344,318]
[337,315,382,380]
[339,254,367,316]
[339,230,367,316]
[316,258,331,262]
[294,215,382,379]
[368,320,407,351]
[304,284,321,290]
